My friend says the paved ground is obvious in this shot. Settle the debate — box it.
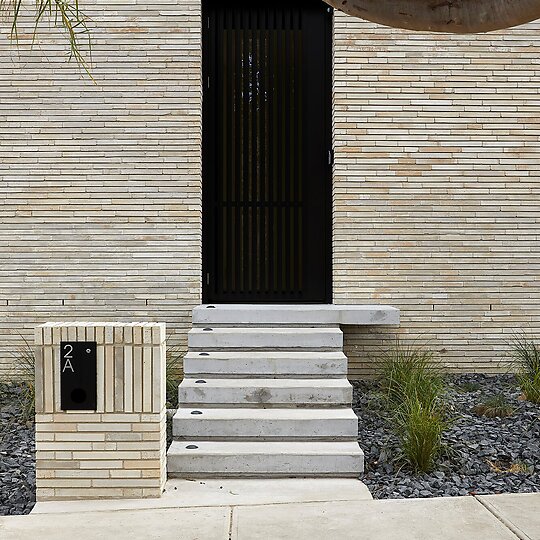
[0,480,538,540]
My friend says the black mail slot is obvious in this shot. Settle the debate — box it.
[60,341,97,411]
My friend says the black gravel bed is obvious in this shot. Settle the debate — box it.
[1,375,539,514]
[0,384,35,516]
[355,374,540,499]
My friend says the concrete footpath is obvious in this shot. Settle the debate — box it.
[0,480,538,540]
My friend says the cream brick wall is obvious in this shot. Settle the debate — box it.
[2,4,540,378]
[0,0,202,377]
[333,13,540,376]
[35,322,166,500]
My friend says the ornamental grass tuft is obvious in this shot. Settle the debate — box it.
[378,340,448,473]
[10,334,36,424]
[473,394,515,418]
[510,333,540,404]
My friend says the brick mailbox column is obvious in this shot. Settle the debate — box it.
[34,322,166,501]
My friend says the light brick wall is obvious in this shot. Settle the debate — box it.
[333,13,540,376]
[2,5,540,378]
[35,322,166,500]
[0,0,202,377]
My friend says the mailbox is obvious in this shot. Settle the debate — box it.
[60,341,97,410]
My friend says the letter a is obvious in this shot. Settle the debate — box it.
[62,359,75,373]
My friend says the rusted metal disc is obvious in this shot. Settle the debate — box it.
[323,0,540,33]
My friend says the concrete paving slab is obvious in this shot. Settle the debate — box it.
[1,506,230,540]
[32,478,372,514]
[478,493,540,540]
[231,497,518,540]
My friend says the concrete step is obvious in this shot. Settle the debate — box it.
[167,440,364,477]
[193,304,400,326]
[172,408,359,440]
[178,378,352,408]
[188,327,343,351]
[183,351,348,379]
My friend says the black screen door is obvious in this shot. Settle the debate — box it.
[202,0,332,303]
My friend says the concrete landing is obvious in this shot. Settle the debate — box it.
[31,478,373,514]
[193,304,400,326]
[5,492,539,540]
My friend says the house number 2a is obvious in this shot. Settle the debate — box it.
[62,344,75,373]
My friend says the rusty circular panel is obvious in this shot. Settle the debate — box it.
[323,0,540,33]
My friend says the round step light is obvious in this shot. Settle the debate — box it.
[207,305,216,309]
[195,380,207,384]
[190,410,203,415]
[186,445,199,450]
[203,327,213,332]
[199,352,209,356]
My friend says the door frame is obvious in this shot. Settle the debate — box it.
[201,0,333,304]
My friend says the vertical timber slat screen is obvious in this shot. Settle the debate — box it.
[203,1,332,303]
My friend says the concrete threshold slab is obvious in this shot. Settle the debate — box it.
[31,478,372,514]
[193,304,400,326]
[477,493,540,540]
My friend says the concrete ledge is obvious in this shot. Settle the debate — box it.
[193,304,400,326]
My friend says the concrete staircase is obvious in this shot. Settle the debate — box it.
[167,305,399,478]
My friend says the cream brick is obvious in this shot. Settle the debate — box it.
[79,460,123,470]
[39,479,93,488]
[92,478,158,488]
[50,488,125,500]
[77,423,132,432]
[35,460,79,470]
[54,469,110,479]
[54,433,105,442]
[56,413,101,422]
[37,423,78,432]
[101,413,140,423]
[105,432,143,442]
[35,433,55,442]
[72,451,142,460]
[124,460,162,470]
[38,442,93,451]
[110,470,142,479]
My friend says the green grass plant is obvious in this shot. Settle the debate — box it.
[10,333,36,423]
[510,333,540,404]
[394,395,447,472]
[473,394,515,418]
[166,342,183,408]
[379,340,444,410]
[459,381,482,393]
[378,340,448,473]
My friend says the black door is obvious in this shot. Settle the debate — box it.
[202,0,332,303]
